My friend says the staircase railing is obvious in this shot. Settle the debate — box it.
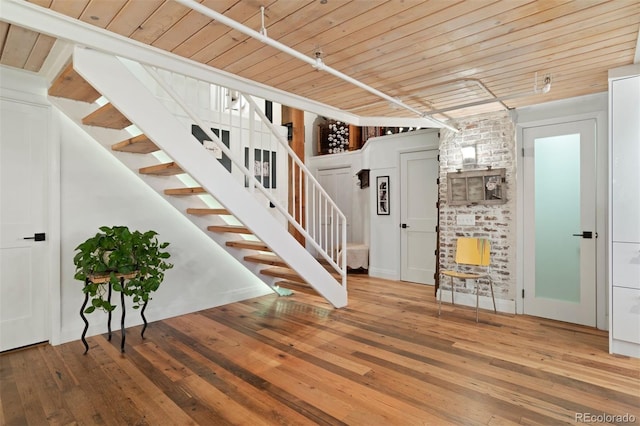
[136,62,347,287]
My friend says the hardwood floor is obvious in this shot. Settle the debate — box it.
[2,275,639,425]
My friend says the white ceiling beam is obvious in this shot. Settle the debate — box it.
[0,0,445,128]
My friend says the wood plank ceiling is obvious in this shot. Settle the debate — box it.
[1,0,638,121]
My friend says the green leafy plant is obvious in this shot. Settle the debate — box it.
[73,226,173,314]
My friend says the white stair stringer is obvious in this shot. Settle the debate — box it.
[72,47,347,308]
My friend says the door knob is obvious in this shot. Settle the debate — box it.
[401,223,409,229]
[23,232,46,241]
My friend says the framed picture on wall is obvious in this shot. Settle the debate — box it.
[244,148,277,188]
[191,125,231,173]
[376,176,390,215]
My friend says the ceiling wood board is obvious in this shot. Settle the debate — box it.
[50,0,90,19]
[79,0,128,28]
[106,0,165,37]
[129,1,194,45]
[150,0,238,52]
[2,0,637,122]
[197,0,310,65]
[23,33,55,72]
[318,17,639,112]
[237,0,433,82]
[1,25,39,69]
[288,2,635,101]
[0,22,9,50]
[171,0,274,58]
[210,0,357,73]
[258,0,496,90]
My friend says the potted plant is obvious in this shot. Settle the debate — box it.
[73,226,173,314]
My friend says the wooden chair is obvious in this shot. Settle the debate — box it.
[438,237,496,322]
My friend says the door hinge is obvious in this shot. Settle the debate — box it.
[435,225,439,233]
[436,177,440,185]
[522,289,525,298]
[437,154,440,162]
[521,147,525,157]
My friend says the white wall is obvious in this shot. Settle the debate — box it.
[1,66,271,346]
[308,128,440,280]
[362,129,440,280]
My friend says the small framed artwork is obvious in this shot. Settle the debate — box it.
[244,148,277,188]
[376,175,390,215]
[192,125,231,173]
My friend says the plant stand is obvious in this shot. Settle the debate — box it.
[80,272,148,354]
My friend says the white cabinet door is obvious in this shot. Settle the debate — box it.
[611,76,640,243]
[613,242,640,290]
[612,287,640,344]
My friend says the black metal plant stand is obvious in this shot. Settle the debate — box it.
[80,272,148,354]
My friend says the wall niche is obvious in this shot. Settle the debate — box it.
[447,168,506,205]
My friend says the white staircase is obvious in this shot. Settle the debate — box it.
[50,47,347,308]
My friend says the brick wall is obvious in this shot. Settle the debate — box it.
[439,111,516,301]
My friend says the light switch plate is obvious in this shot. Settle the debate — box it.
[457,214,475,226]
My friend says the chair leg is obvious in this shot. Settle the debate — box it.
[450,276,454,305]
[489,277,496,313]
[438,280,442,317]
[475,279,479,323]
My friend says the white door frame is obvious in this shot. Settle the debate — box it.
[0,81,60,348]
[516,111,608,330]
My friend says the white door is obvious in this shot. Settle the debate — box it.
[0,98,50,351]
[318,167,352,243]
[400,150,439,284]
[523,120,597,326]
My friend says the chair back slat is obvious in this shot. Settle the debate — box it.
[455,237,491,266]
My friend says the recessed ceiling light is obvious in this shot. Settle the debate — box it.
[90,16,99,21]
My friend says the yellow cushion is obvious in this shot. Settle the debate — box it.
[455,238,490,266]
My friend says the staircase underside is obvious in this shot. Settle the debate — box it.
[48,58,347,308]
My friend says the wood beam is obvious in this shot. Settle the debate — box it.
[283,105,305,247]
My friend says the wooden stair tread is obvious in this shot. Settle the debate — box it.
[225,240,271,251]
[261,265,342,282]
[275,280,318,296]
[48,63,101,103]
[82,103,132,129]
[207,225,252,234]
[260,267,304,283]
[164,187,206,196]
[244,253,287,267]
[186,208,230,216]
[112,134,159,154]
[139,162,183,176]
